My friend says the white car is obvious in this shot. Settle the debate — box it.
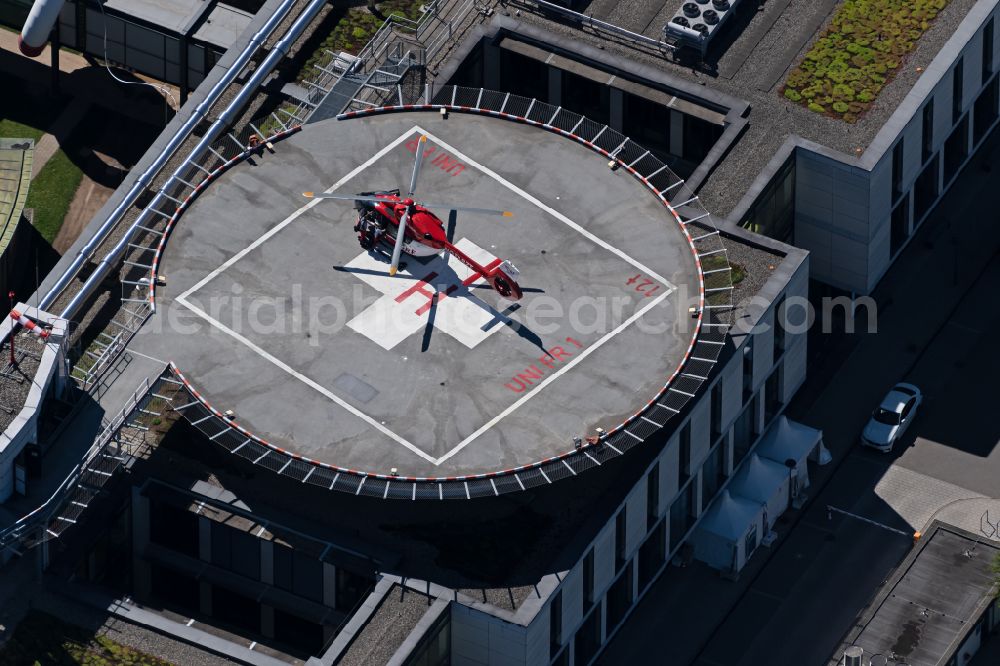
[860,383,922,452]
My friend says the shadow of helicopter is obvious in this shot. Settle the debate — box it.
[333,210,548,354]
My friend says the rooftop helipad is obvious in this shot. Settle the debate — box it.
[134,108,716,489]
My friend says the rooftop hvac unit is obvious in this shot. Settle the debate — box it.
[663,0,745,57]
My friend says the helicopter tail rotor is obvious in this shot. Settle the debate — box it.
[487,260,523,300]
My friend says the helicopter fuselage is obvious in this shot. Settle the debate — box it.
[352,192,523,300]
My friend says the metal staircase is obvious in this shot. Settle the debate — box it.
[283,0,489,124]
[0,370,174,555]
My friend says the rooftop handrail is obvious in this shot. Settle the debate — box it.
[59,0,331,320]
[0,372,159,552]
[508,0,673,52]
[37,0,303,316]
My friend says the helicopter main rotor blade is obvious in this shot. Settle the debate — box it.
[419,203,514,217]
[302,192,384,203]
[388,207,410,277]
[408,135,427,198]
[446,210,457,243]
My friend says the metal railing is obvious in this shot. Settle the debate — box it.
[0,370,171,554]
[285,0,486,123]
[70,120,302,393]
[169,92,734,499]
[37,0,306,316]
[0,0,330,556]
[508,0,674,53]
[59,0,330,322]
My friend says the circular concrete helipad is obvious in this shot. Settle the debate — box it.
[142,110,703,481]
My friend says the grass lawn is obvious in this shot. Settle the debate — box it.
[0,116,84,245]
[782,0,950,122]
[0,119,44,143]
[0,610,174,665]
[25,148,83,244]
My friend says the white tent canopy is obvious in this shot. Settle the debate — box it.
[691,490,763,571]
[729,453,789,527]
[754,416,821,490]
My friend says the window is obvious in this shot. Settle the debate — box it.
[615,511,627,572]
[764,365,783,424]
[922,101,934,163]
[149,501,199,558]
[901,398,916,420]
[562,70,611,127]
[914,154,939,222]
[944,116,969,184]
[891,139,905,203]
[984,18,994,84]
[574,605,602,666]
[273,543,324,604]
[646,464,659,530]
[669,490,691,552]
[622,92,669,160]
[582,549,595,613]
[739,154,795,242]
[679,423,691,483]
[890,194,910,256]
[974,77,999,144]
[742,342,754,404]
[733,402,755,466]
[710,382,723,438]
[549,591,562,657]
[606,562,634,630]
[773,296,786,358]
[701,445,725,501]
[953,57,964,123]
[638,522,666,591]
[406,613,451,666]
[211,524,260,581]
[336,567,373,612]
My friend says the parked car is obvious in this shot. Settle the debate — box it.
[860,383,922,452]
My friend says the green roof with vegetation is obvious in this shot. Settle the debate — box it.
[298,0,424,82]
[782,0,951,123]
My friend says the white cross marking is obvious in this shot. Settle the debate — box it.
[347,238,508,350]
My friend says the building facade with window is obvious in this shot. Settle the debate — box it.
[381,226,810,666]
[736,0,1000,294]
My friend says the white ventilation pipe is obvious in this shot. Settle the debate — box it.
[18,0,66,57]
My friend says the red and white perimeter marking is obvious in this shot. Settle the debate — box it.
[175,125,677,466]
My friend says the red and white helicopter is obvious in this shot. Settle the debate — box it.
[304,135,523,300]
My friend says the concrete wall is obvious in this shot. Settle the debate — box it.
[451,602,532,666]
[0,305,68,503]
[794,154,873,292]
